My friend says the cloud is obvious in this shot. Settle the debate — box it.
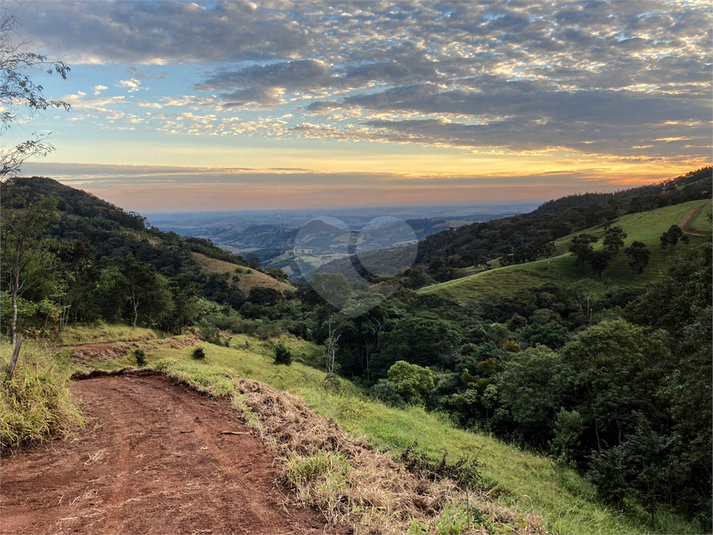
[21,0,312,64]
[16,0,713,159]
[118,79,143,93]
[93,85,107,95]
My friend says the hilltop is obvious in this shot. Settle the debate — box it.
[0,177,293,328]
[413,167,711,273]
[419,199,711,303]
[191,251,295,294]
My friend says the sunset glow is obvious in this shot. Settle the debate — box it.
[8,0,712,211]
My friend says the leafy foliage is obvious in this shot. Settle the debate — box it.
[274,342,293,365]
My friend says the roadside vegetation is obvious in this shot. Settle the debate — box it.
[47,322,699,535]
[0,341,81,450]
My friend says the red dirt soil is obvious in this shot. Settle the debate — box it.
[0,375,329,535]
[680,201,711,236]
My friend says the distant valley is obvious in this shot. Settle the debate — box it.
[146,202,540,276]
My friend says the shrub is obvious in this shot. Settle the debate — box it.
[198,319,221,345]
[192,347,206,360]
[274,343,293,365]
[370,379,405,408]
[133,349,146,367]
[387,361,434,406]
[503,340,521,353]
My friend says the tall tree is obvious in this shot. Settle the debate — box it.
[0,193,59,343]
[624,241,650,274]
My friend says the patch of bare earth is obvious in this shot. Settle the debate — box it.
[0,375,329,535]
[53,335,199,365]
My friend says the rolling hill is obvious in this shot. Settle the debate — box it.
[191,252,295,294]
[0,176,292,311]
[418,199,711,303]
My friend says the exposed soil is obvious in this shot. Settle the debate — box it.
[680,201,711,236]
[0,374,329,535]
[52,335,199,364]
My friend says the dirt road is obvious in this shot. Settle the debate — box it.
[1,374,328,534]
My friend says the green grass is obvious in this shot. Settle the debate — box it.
[51,323,157,346]
[79,329,700,535]
[684,201,712,233]
[420,200,711,304]
[1,341,83,450]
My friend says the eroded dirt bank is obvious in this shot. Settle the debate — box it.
[1,375,328,535]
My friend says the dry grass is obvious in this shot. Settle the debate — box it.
[191,252,295,294]
[232,375,547,534]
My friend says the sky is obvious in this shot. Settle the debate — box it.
[4,0,712,212]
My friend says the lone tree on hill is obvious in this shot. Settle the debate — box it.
[603,226,627,253]
[625,241,651,274]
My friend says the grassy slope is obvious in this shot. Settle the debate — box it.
[191,252,295,294]
[419,200,710,304]
[82,331,698,535]
[684,200,712,232]
[51,324,157,346]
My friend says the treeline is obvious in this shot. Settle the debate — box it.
[321,243,710,527]
[411,167,711,282]
[0,177,253,336]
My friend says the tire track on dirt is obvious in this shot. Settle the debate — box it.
[1,375,328,535]
[680,201,711,235]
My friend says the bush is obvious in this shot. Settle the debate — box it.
[387,361,434,406]
[198,319,222,345]
[274,343,293,365]
[133,349,146,367]
[370,379,405,408]
[503,340,521,353]
[192,347,206,360]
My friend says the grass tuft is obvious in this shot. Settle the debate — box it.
[1,342,83,451]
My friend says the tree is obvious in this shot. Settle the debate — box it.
[660,225,689,251]
[568,233,598,267]
[245,252,261,270]
[560,319,673,456]
[0,193,58,343]
[624,241,650,273]
[628,242,712,517]
[377,314,462,372]
[602,226,627,253]
[588,250,612,279]
[0,4,70,181]
[311,272,351,310]
[497,345,564,445]
[386,361,434,405]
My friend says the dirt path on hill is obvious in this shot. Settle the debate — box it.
[680,201,711,235]
[0,374,329,535]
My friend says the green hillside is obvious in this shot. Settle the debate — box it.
[59,329,699,535]
[419,200,710,304]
